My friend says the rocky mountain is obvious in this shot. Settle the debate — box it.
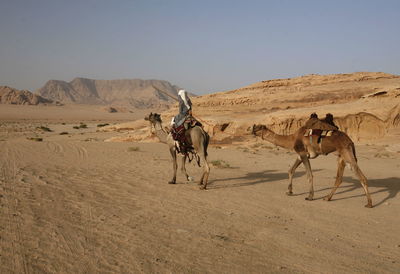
[35,78,183,108]
[0,86,53,105]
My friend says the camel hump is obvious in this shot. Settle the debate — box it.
[304,117,338,131]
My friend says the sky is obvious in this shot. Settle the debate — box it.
[0,0,399,94]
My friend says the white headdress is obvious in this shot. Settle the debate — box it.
[178,89,190,109]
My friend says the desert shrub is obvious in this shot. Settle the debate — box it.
[73,123,87,129]
[237,146,250,153]
[27,137,43,142]
[37,126,52,132]
[97,123,110,127]
[210,160,231,168]
[128,146,140,152]
[59,132,69,135]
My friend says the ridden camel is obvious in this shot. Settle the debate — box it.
[145,113,211,189]
[252,124,373,207]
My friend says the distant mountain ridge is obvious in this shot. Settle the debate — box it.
[35,78,183,108]
[0,86,52,105]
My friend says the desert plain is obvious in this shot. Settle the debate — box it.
[1,72,400,273]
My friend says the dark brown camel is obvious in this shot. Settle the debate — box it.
[252,123,373,208]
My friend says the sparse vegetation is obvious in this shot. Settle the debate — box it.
[59,131,69,135]
[374,152,392,158]
[128,146,140,152]
[251,143,273,149]
[73,123,87,129]
[237,146,250,153]
[97,123,110,128]
[210,159,232,168]
[27,137,43,142]
[36,126,52,132]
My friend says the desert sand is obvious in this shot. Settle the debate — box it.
[1,73,400,273]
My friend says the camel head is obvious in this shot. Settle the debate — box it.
[252,124,267,137]
[145,112,162,125]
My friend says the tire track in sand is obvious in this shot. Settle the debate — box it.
[0,147,30,274]
[46,141,64,154]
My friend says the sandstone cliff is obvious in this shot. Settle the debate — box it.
[102,72,400,144]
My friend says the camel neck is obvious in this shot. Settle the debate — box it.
[154,121,168,144]
[262,129,294,150]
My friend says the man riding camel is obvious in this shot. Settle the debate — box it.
[170,89,201,154]
[171,89,192,129]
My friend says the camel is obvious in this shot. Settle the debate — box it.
[252,123,373,208]
[145,113,211,189]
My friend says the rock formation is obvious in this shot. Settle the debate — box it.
[0,86,53,105]
[35,78,182,109]
[103,72,400,143]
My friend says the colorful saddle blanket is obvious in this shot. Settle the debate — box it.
[171,124,186,144]
[171,116,202,154]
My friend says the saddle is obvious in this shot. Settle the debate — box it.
[304,129,334,144]
[171,116,203,155]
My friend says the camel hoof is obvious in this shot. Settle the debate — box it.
[323,196,331,201]
[168,181,176,184]
[199,185,206,190]
[305,197,313,201]
[188,176,194,182]
[365,204,373,208]
[286,191,293,196]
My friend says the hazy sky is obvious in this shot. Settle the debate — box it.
[1,0,399,94]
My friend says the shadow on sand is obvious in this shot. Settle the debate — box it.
[210,169,322,189]
[264,174,400,207]
[210,169,400,207]
[324,176,400,207]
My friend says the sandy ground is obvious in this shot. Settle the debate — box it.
[1,107,400,273]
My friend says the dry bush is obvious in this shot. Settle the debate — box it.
[97,123,110,127]
[36,126,52,132]
[128,146,140,152]
[210,160,232,168]
[27,137,43,142]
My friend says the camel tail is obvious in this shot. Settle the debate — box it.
[203,131,210,157]
[350,142,358,162]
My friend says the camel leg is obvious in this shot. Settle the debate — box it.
[301,155,314,201]
[181,155,192,182]
[351,163,373,208]
[199,153,210,190]
[324,157,346,201]
[169,146,177,184]
[342,149,373,208]
[287,157,302,196]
